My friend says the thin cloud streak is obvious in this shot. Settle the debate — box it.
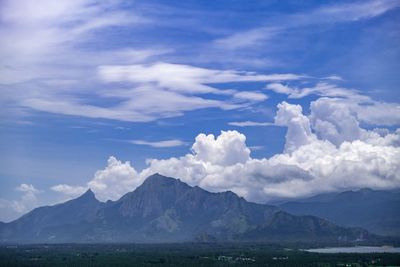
[229,121,276,127]
[130,139,187,148]
[214,0,400,50]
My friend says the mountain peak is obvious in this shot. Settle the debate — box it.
[75,188,97,202]
[143,173,182,185]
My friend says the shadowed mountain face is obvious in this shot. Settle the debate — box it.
[0,189,103,243]
[0,174,369,243]
[279,188,400,237]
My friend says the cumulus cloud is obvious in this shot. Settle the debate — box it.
[0,184,41,222]
[265,81,400,128]
[268,139,400,197]
[353,101,400,126]
[191,131,251,166]
[87,157,142,200]
[143,100,400,201]
[88,156,144,201]
[52,156,143,202]
[274,102,317,153]
[310,97,400,145]
[51,100,400,203]
[145,113,399,202]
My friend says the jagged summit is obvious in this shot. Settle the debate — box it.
[132,173,191,195]
[74,188,98,202]
[143,173,183,185]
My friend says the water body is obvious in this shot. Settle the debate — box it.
[306,246,400,254]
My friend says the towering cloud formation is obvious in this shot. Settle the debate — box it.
[191,131,250,166]
[52,100,400,203]
[274,102,317,153]
[87,157,143,201]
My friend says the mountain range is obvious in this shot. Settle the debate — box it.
[0,174,373,243]
[279,188,400,237]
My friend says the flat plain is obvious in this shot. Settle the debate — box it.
[1,243,399,267]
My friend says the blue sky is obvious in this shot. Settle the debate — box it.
[0,0,400,221]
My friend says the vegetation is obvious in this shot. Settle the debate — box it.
[0,243,399,267]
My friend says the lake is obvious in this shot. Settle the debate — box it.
[306,246,400,253]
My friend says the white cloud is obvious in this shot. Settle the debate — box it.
[142,101,400,202]
[52,62,297,122]
[0,184,41,221]
[0,0,146,84]
[191,131,251,166]
[266,82,364,99]
[354,101,400,126]
[228,121,275,127]
[16,183,39,194]
[233,91,269,102]
[310,97,365,146]
[274,102,317,153]
[214,0,400,50]
[1,0,306,124]
[268,139,400,197]
[50,97,400,204]
[51,184,87,198]
[21,98,155,122]
[130,139,187,148]
[310,97,400,146]
[98,62,302,94]
[52,156,143,202]
[265,83,294,95]
[265,83,400,128]
[323,75,343,81]
[87,156,142,201]
[21,87,239,123]
[314,0,400,21]
[7,59,302,123]
[214,27,280,50]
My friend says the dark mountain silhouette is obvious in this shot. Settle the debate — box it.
[0,189,103,243]
[279,188,400,237]
[0,174,370,243]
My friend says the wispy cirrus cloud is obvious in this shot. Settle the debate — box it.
[51,184,87,198]
[228,121,275,127]
[98,62,303,93]
[18,62,299,122]
[214,0,400,50]
[265,82,365,99]
[0,0,149,84]
[130,139,187,148]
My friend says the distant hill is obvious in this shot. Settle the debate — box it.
[279,188,400,237]
[0,174,370,243]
